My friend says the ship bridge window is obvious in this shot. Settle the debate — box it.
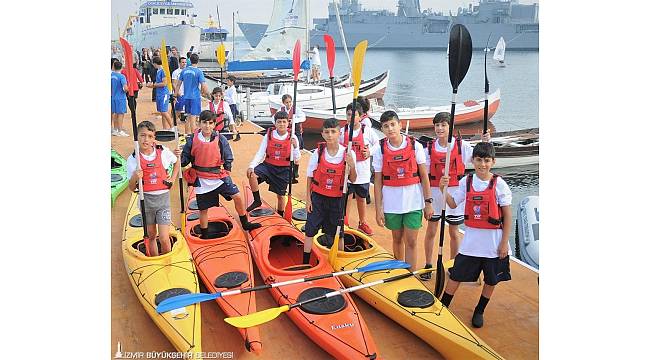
[182,9,186,15]
[175,9,180,15]
[167,9,173,15]
[153,8,158,14]
[140,17,144,24]
[160,8,165,14]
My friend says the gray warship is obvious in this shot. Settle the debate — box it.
[239,0,538,50]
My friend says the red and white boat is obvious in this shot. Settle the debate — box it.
[272,88,501,133]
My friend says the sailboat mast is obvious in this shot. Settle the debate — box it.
[333,0,352,75]
[232,12,236,61]
[305,0,310,83]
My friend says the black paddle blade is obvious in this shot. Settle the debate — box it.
[484,33,491,93]
[434,256,445,298]
[448,24,473,91]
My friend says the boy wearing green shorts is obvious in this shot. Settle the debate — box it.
[372,111,434,268]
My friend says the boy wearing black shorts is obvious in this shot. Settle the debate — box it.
[181,110,261,234]
[438,142,513,328]
[246,111,301,215]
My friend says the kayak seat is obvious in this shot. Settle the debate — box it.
[215,271,249,288]
[297,287,347,315]
[283,264,312,271]
[397,289,435,308]
[133,236,179,256]
[190,221,232,239]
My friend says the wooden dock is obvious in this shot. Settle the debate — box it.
[111,87,538,359]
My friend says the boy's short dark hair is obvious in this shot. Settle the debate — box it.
[274,110,289,121]
[199,110,215,122]
[152,56,162,65]
[379,110,399,124]
[472,142,496,159]
[179,56,186,61]
[345,101,362,114]
[433,112,451,125]
[356,95,370,114]
[111,57,119,68]
[212,86,223,95]
[113,61,123,70]
[137,120,156,133]
[322,118,340,130]
[281,94,292,102]
[190,53,199,64]
[227,75,236,83]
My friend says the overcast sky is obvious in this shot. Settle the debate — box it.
[111,0,538,39]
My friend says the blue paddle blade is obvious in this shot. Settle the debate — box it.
[156,292,221,313]
[357,260,410,272]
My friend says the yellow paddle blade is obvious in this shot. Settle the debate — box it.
[160,39,173,92]
[351,40,368,98]
[328,232,341,266]
[224,305,290,328]
[217,43,226,66]
[443,259,455,269]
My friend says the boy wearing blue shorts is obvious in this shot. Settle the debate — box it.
[111,61,128,136]
[176,53,209,134]
[146,56,173,130]
[171,56,187,133]
[181,110,261,235]
[246,110,301,216]
[373,111,434,269]
[438,142,513,328]
[303,118,357,265]
[339,101,379,235]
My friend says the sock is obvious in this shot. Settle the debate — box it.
[424,263,432,269]
[239,215,249,226]
[474,295,490,314]
[441,292,454,307]
[277,210,284,217]
[246,191,262,212]
[200,227,208,238]
[302,251,311,264]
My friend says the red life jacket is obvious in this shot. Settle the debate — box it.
[183,130,229,182]
[311,142,346,197]
[209,100,226,131]
[380,136,420,186]
[428,136,465,187]
[463,174,503,229]
[281,105,303,134]
[264,127,292,167]
[139,145,169,192]
[341,124,367,161]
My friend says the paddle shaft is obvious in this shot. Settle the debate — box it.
[287,81,298,197]
[330,77,337,113]
[483,35,491,135]
[169,96,185,219]
[128,97,150,249]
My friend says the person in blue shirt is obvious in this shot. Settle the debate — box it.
[175,53,209,133]
[146,56,173,130]
[111,60,129,137]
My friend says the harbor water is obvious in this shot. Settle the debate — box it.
[206,44,539,267]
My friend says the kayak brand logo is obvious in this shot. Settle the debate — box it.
[331,322,354,331]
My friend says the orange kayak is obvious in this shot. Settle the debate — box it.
[184,187,262,354]
[243,185,379,359]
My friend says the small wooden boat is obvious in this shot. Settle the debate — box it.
[515,196,539,269]
[286,89,500,133]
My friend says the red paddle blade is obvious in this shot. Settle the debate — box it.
[292,40,301,81]
[324,34,336,78]
[284,197,293,222]
[118,37,135,96]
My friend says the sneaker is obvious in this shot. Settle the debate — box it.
[111,129,119,136]
[118,130,130,137]
[418,264,433,281]
[358,222,374,236]
[471,311,484,328]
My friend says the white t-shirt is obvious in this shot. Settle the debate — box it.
[171,68,184,96]
[248,129,301,168]
[193,132,224,194]
[306,143,357,178]
[338,124,379,184]
[424,137,474,214]
[224,85,238,106]
[126,146,177,195]
[311,47,321,67]
[451,174,513,258]
[372,136,427,214]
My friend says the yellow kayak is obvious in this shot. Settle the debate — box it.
[290,196,503,359]
[122,192,202,358]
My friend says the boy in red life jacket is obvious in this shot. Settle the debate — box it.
[420,112,491,281]
[246,110,301,215]
[280,94,305,184]
[372,111,434,269]
[208,87,239,141]
[181,110,262,234]
[303,118,357,265]
[438,142,512,328]
[339,101,379,235]
[126,120,181,256]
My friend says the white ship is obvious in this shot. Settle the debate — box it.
[124,1,200,56]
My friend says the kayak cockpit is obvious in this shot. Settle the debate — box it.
[315,232,372,253]
[268,234,320,271]
[189,220,233,239]
[132,236,179,256]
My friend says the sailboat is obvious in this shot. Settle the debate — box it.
[227,0,307,75]
[493,36,506,67]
